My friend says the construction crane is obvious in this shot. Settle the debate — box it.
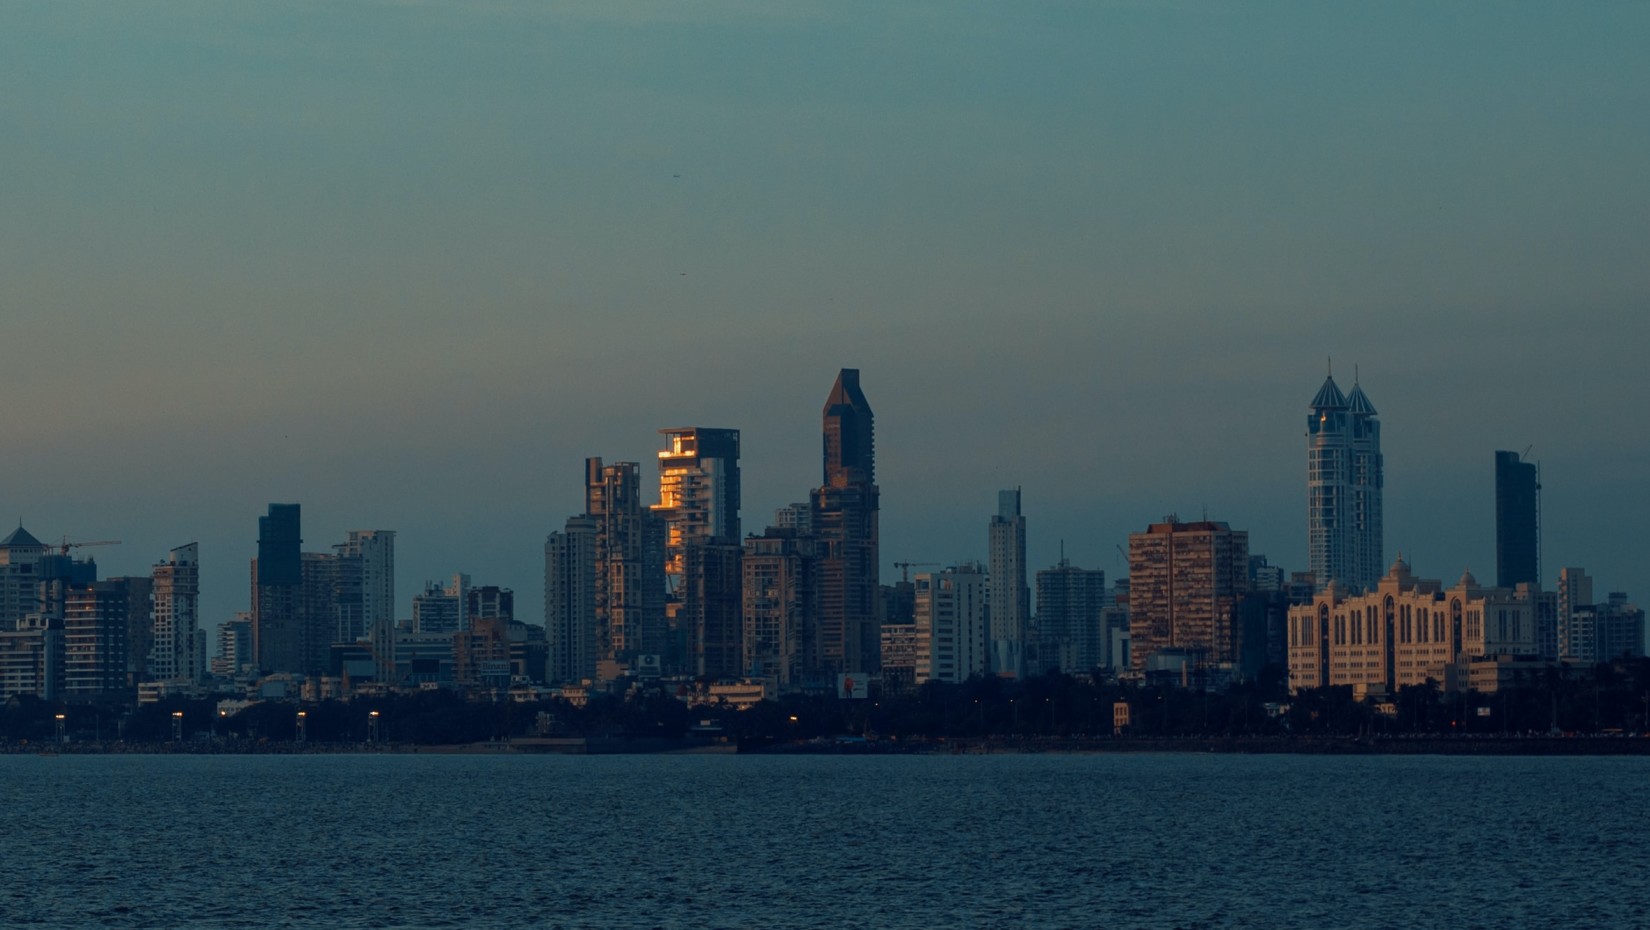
[893,561,940,583]
[49,537,121,558]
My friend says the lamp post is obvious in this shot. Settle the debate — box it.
[295,710,307,743]
[171,710,184,742]
[368,710,381,744]
[54,713,66,744]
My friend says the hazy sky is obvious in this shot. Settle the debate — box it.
[4,1,1647,627]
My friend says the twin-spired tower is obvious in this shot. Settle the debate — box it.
[1306,371,1383,593]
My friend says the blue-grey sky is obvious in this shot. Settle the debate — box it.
[4,0,1647,627]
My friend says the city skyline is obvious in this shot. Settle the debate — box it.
[4,2,1647,625]
[2,362,1645,633]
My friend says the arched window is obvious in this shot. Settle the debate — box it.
[1383,597,1395,646]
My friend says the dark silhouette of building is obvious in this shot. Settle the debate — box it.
[1494,450,1540,590]
[252,503,303,673]
[811,369,880,676]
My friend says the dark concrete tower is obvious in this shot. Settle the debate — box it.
[811,369,881,677]
[1495,450,1540,590]
[251,503,303,673]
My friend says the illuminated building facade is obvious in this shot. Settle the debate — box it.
[1287,557,1539,693]
[655,428,742,679]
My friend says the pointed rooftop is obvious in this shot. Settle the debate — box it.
[1347,382,1377,416]
[0,525,43,549]
[823,368,872,417]
[1310,375,1347,411]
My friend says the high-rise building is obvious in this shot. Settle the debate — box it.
[587,458,667,673]
[1128,518,1249,670]
[467,585,514,623]
[0,526,48,629]
[655,428,742,679]
[988,488,1030,678]
[1035,559,1107,676]
[251,503,303,674]
[811,369,881,676]
[150,543,201,683]
[913,564,988,685]
[742,528,817,685]
[64,580,135,702]
[334,530,396,642]
[1557,567,1593,660]
[214,614,253,678]
[0,615,62,701]
[544,517,597,685]
[413,574,469,634]
[1494,451,1540,590]
[1306,373,1383,593]
[656,428,741,571]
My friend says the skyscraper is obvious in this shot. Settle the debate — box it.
[741,525,817,686]
[1494,450,1540,590]
[913,564,988,685]
[655,428,741,573]
[1306,372,1383,593]
[1035,558,1107,676]
[251,503,303,673]
[655,428,743,678]
[64,580,134,701]
[334,531,396,642]
[544,516,597,685]
[811,369,881,676]
[988,488,1029,678]
[1128,517,1249,670]
[150,543,200,683]
[586,458,667,674]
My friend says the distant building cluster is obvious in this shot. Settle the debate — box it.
[1,368,1642,713]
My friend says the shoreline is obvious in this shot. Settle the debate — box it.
[10,734,1650,757]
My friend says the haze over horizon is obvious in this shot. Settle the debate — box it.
[4,1,1646,627]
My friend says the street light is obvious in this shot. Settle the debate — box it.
[171,710,184,742]
[296,710,308,743]
[368,710,381,744]
[54,713,66,744]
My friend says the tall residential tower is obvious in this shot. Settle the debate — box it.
[1306,372,1383,593]
[988,488,1029,678]
[811,369,881,676]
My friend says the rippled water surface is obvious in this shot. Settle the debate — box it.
[2,752,1646,929]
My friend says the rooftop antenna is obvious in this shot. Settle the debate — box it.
[1327,356,1332,377]
[1354,363,1359,384]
